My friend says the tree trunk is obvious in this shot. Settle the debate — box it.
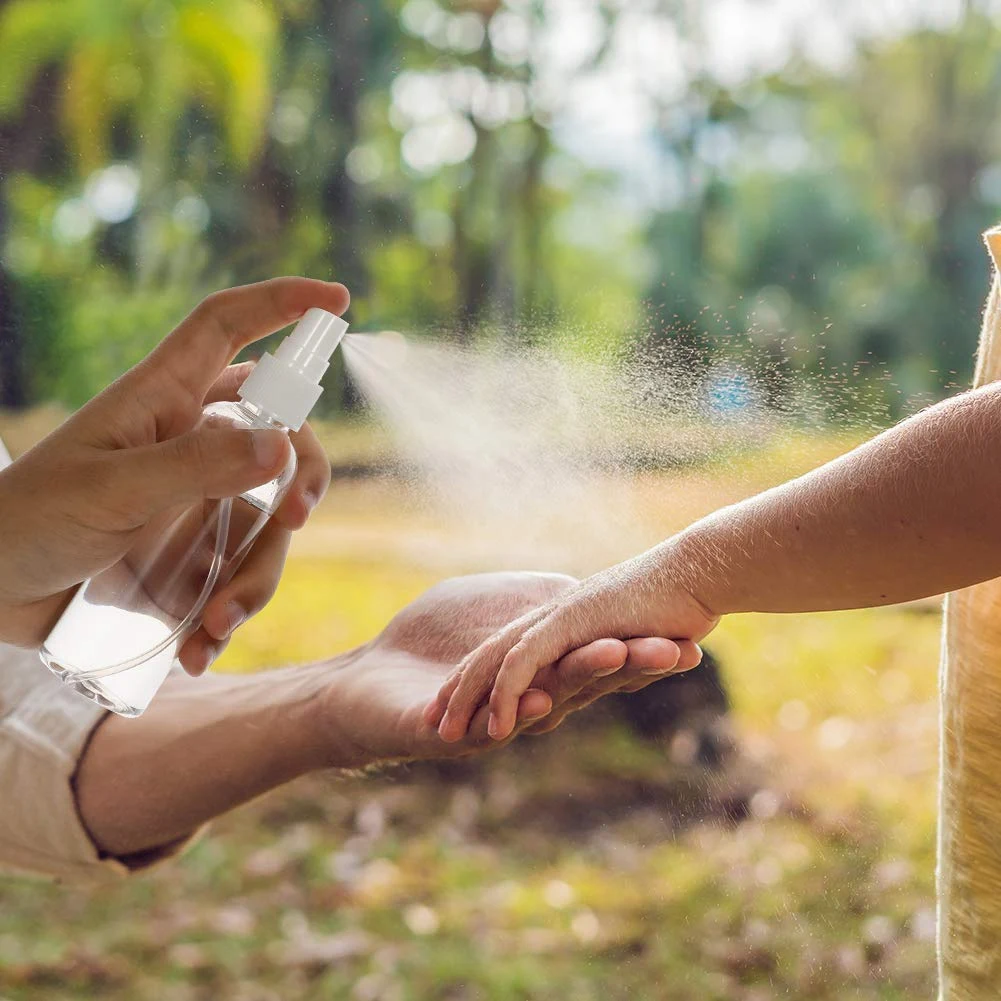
[0,66,63,409]
[0,126,26,409]
[318,0,368,299]
[316,0,373,410]
[0,268,24,408]
[451,125,493,343]
[519,119,550,328]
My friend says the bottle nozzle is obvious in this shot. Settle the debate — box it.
[275,307,349,382]
[238,308,349,430]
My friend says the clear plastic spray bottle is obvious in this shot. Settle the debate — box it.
[40,307,348,717]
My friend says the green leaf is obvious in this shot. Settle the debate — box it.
[0,0,79,115]
[176,0,277,166]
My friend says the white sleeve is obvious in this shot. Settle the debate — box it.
[0,643,134,879]
[0,439,199,880]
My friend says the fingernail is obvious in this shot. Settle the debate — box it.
[593,665,622,678]
[640,666,673,676]
[253,430,285,468]
[487,714,500,739]
[438,712,452,737]
[223,601,246,638]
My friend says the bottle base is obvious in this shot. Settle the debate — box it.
[42,658,145,718]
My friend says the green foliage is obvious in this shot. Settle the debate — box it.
[61,282,194,404]
[0,0,277,171]
[1,1,1000,414]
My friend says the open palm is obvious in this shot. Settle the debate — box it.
[316,572,702,766]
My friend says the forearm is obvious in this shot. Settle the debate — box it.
[673,383,1001,615]
[73,663,343,860]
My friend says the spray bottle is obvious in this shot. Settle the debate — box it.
[40,307,348,717]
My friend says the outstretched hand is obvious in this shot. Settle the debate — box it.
[313,570,705,766]
[424,548,718,744]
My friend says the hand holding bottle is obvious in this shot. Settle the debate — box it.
[0,277,349,672]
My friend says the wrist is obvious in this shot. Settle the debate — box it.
[263,663,352,775]
[655,527,727,632]
[298,650,384,772]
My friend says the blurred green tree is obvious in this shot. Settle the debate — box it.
[1,0,999,414]
[0,0,277,275]
[0,0,278,405]
[815,13,1001,388]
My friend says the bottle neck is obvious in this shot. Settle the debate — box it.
[235,399,290,432]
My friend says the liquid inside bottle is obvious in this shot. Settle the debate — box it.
[39,401,297,717]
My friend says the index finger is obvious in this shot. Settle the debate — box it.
[146,278,350,401]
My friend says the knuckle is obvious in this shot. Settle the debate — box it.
[500,645,524,672]
[120,357,157,397]
[265,277,291,313]
[451,689,477,715]
[196,289,240,343]
[193,289,225,324]
[235,574,280,615]
[81,451,119,500]
[446,683,472,712]
[178,431,213,487]
[71,452,143,530]
[459,683,488,714]
[492,664,514,690]
[198,288,229,316]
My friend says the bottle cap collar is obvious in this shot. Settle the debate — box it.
[238,308,348,430]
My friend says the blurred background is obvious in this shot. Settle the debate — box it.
[2,0,1000,413]
[0,0,993,998]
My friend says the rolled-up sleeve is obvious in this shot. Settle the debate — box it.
[0,644,125,879]
[0,645,196,880]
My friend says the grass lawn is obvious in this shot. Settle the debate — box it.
[0,431,943,1000]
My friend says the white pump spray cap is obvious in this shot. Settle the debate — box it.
[238,308,349,430]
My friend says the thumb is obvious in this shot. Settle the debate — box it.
[115,424,291,522]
